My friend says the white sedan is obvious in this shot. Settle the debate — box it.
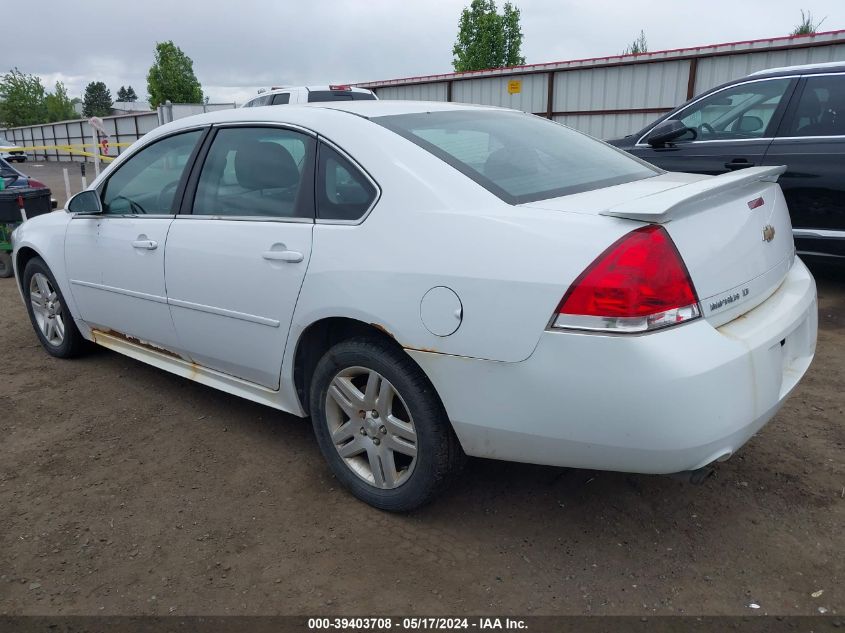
[11,101,817,510]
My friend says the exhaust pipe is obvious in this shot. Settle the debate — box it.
[669,465,716,485]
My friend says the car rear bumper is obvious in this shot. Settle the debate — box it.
[407,257,817,474]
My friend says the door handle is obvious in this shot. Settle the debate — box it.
[262,250,304,263]
[724,159,755,170]
[132,240,158,250]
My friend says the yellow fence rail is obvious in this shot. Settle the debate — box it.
[10,141,136,162]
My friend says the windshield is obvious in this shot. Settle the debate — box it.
[374,110,659,204]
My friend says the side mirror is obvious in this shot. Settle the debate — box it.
[736,115,763,133]
[66,190,102,215]
[647,119,694,147]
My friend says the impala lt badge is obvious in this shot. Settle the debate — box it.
[762,225,776,242]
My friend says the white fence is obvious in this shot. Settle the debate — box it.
[1,102,236,162]
[360,30,845,139]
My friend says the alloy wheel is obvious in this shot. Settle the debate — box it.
[29,272,65,347]
[325,366,418,489]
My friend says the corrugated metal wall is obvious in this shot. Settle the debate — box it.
[553,112,659,141]
[378,82,448,101]
[452,73,548,112]
[552,61,689,112]
[363,31,845,139]
[694,42,845,92]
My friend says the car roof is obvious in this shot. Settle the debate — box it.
[746,60,845,78]
[304,99,503,117]
[174,100,502,127]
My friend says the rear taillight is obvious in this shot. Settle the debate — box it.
[550,224,700,333]
[27,178,47,189]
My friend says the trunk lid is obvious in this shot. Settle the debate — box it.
[524,167,795,327]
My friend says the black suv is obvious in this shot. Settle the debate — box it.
[607,62,845,261]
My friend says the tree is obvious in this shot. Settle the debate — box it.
[792,10,826,35]
[623,30,648,55]
[45,81,76,122]
[452,1,525,72]
[146,41,203,108]
[0,68,47,127]
[82,81,113,117]
[117,85,138,102]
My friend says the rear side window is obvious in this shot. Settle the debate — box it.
[783,75,845,137]
[374,110,657,205]
[272,93,291,105]
[316,143,377,221]
[191,127,315,219]
[307,90,376,103]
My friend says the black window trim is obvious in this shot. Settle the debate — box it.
[177,122,319,223]
[634,75,800,147]
[314,136,382,225]
[91,125,211,220]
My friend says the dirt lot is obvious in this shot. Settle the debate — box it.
[0,192,842,615]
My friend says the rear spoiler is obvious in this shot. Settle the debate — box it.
[600,166,787,224]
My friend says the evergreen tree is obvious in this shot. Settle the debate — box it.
[82,81,113,117]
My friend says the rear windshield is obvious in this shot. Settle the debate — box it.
[307,90,376,103]
[373,110,659,204]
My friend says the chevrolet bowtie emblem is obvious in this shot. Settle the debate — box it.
[762,225,776,242]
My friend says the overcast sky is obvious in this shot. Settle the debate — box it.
[13,0,844,105]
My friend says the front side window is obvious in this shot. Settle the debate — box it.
[272,93,291,105]
[101,130,202,215]
[375,110,657,205]
[667,78,791,142]
[783,75,845,137]
[316,144,377,221]
[191,126,315,219]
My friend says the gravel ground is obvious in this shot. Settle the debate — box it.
[0,169,842,616]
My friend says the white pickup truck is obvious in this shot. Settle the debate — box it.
[242,85,377,107]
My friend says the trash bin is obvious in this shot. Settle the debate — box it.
[0,186,53,222]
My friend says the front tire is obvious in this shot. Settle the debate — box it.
[0,252,12,278]
[310,337,464,511]
[23,257,87,358]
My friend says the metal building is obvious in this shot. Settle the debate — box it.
[357,30,845,139]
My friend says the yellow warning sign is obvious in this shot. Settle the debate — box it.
[507,80,522,94]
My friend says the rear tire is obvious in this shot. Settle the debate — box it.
[0,252,12,278]
[309,336,464,511]
[23,257,87,358]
